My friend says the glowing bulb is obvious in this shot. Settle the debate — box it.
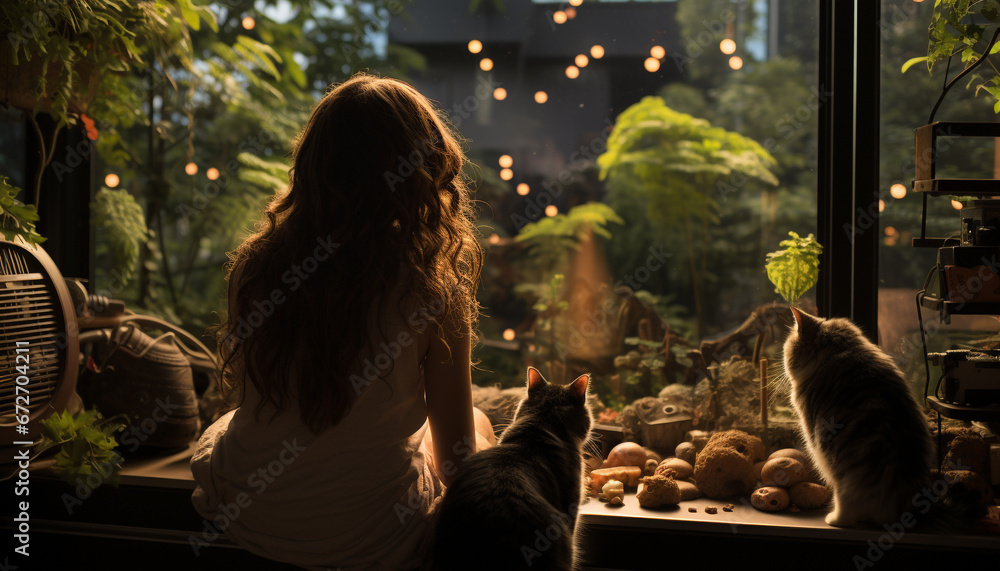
[206,168,220,181]
[644,57,660,72]
[569,0,583,6]
[590,45,604,59]
[480,58,493,71]
[502,328,516,341]
[488,233,500,245]
[565,7,576,19]
[242,16,255,30]
[879,199,885,212]
[185,162,198,176]
[534,91,548,104]
[952,200,964,210]
[468,40,482,54]
[500,168,513,181]
[575,54,589,68]
[889,183,907,199]
[104,173,119,188]
[499,155,513,168]
[720,39,736,55]
[553,11,567,24]
[565,65,580,79]
[516,183,530,196]
[493,87,507,100]
[650,45,665,59]
[729,56,744,70]
[545,205,558,217]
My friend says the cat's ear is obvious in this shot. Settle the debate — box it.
[569,374,590,400]
[791,307,820,333]
[790,307,804,330]
[527,367,546,391]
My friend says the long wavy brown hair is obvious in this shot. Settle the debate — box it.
[219,74,482,433]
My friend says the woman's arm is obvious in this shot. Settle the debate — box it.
[423,317,479,487]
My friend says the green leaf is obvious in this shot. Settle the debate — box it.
[901,56,930,74]
[764,231,823,305]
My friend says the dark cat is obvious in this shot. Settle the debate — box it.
[782,308,980,529]
[432,367,592,571]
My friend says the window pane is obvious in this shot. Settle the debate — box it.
[879,0,1000,403]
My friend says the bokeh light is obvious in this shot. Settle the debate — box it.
[729,56,744,70]
[499,155,513,168]
[575,54,589,68]
[500,168,513,181]
[889,183,907,199]
[468,40,482,54]
[488,233,500,245]
[720,39,736,55]
[242,16,255,30]
[185,162,198,176]
[545,205,558,217]
[565,65,580,79]
[952,200,964,210]
[565,7,576,19]
[569,0,583,6]
[534,91,548,104]
[650,45,665,59]
[590,45,604,59]
[516,183,530,195]
[206,167,220,181]
[644,57,660,72]
[879,199,885,212]
[494,87,507,100]
[553,11,567,24]
[480,58,493,71]
[502,328,516,341]
[104,173,119,188]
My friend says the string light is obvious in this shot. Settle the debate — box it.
[534,91,548,104]
[480,58,493,71]
[499,155,513,168]
[104,173,119,188]
[185,162,198,176]
[517,183,530,195]
[468,40,482,54]
[720,39,736,55]
[644,57,660,72]
[650,45,665,59]
[494,87,507,100]
[889,183,907,199]
[590,45,604,59]
[565,65,580,79]
[206,168,220,181]
[575,54,589,68]
[729,56,744,70]
[500,168,513,181]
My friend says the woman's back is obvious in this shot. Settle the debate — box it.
[192,289,443,570]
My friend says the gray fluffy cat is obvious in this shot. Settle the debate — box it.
[782,308,937,528]
[432,367,592,571]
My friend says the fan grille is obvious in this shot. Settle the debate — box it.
[0,247,63,421]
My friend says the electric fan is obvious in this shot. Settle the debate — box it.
[0,235,79,446]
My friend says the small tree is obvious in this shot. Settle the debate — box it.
[598,96,778,339]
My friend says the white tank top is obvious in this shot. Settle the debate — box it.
[191,293,442,570]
